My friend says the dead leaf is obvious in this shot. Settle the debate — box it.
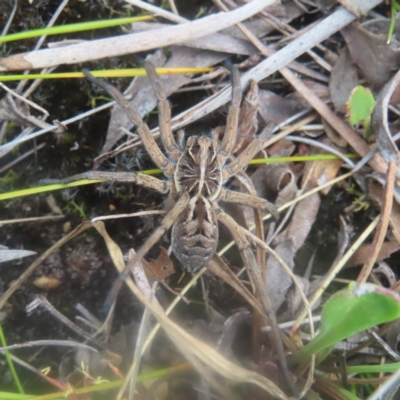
[337,0,369,17]
[265,239,296,312]
[289,80,330,108]
[142,247,175,282]
[329,47,359,113]
[233,80,259,154]
[304,138,344,195]
[258,90,305,125]
[287,276,310,317]
[322,118,347,148]
[371,69,400,198]
[275,191,320,251]
[341,18,400,93]
[368,180,400,243]
[252,163,296,204]
[374,261,397,286]
[346,242,400,268]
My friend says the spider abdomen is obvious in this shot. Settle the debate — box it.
[171,196,218,272]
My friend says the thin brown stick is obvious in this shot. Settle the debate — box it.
[357,161,395,284]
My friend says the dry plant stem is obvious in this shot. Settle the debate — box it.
[16,0,69,94]
[292,215,380,333]
[357,161,395,284]
[265,113,317,147]
[0,82,49,115]
[168,0,178,15]
[128,285,155,400]
[0,214,63,227]
[26,297,111,351]
[285,135,355,167]
[0,340,97,353]
[261,12,331,72]
[125,0,186,23]
[0,142,46,174]
[368,329,400,361]
[0,100,115,157]
[0,0,273,72]
[1,0,17,36]
[91,210,165,222]
[368,366,400,400]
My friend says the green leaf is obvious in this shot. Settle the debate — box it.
[293,283,400,361]
[346,86,376,125]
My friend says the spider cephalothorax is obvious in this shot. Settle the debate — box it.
[175,135,222,200]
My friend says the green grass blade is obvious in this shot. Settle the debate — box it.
[0,363,190,400]
[0,16,153,44]
[0,67,213,82]
[248,153,359,164]
[0,325,24,394]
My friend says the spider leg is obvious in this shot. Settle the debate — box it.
[216,67,242,166]
[218,187,279,221]
[83,69,175,178]
[144,61,180,162]
[104,191,190,309]
[41,171,169,194]
[214,206,299,398]
[222,123,275,182]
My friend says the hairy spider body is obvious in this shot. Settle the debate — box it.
[44,61,278,295]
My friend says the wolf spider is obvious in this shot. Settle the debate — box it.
[48,60,278,278]
[45,62,300,395]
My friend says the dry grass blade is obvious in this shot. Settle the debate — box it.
[357,161,395,284]
[93,221,288,399]
[206,254,265,317]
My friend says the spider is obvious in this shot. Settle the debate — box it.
[44,62,299,396]
[46,60,278,279]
